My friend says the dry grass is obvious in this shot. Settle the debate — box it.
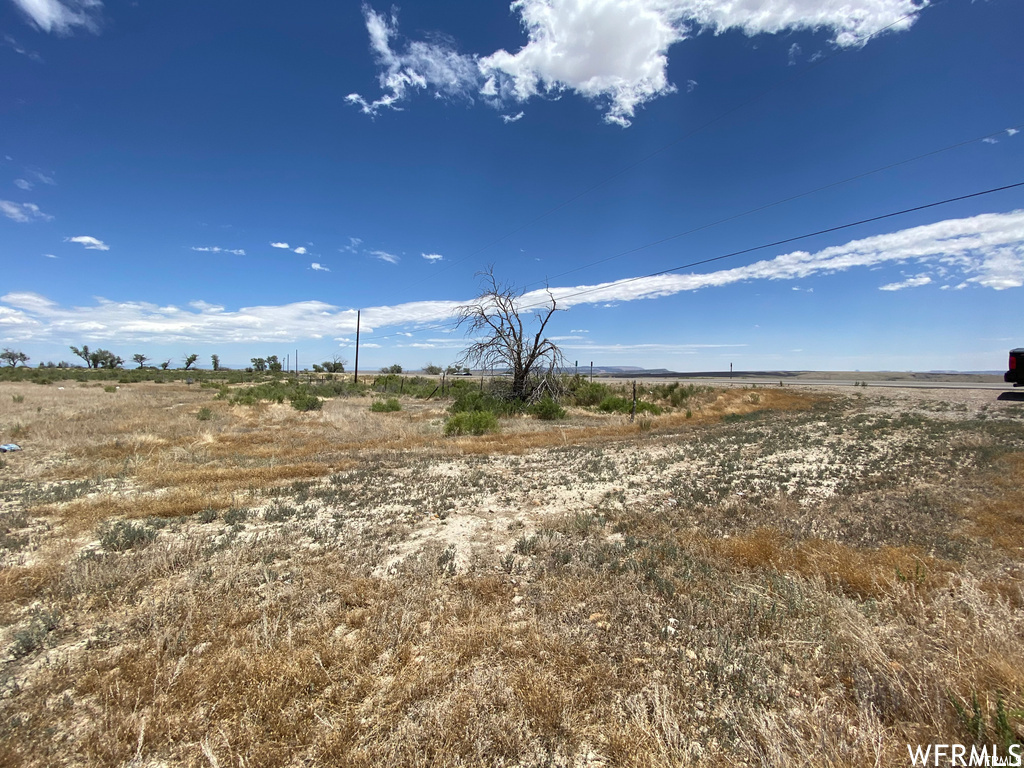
[1,381,1022,766]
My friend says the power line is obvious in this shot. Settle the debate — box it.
[515,180,1024,311]
[421,0,946,284]
[521,121,1024,291]
[364,179,1024,343]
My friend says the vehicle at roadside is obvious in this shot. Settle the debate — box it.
[1005,348,1024,386]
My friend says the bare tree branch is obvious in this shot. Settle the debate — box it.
[455,267,564,400]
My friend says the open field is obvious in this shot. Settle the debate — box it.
[1,378,1023,766]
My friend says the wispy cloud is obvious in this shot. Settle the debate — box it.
[65,235,108,250]
[352,0,923,127]
[0,200,52,222]
[501,111,524,124]
[346,6,481,116]
[191,246,246,256]
[983,137,999,145]
[310,262,330,272]
[13,179,32,191]
[371,250,400,264]
[422,252,444,263]
[270,241,291,249]
[2,33,42,60]
[10,0,103,35]
[5,212,1022,346]
[340,237,363,253]
[879,274,932,291]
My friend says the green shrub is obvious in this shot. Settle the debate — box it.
[103,385,117,393]
[449,390,519,417]
[597,396,662,416]
[529,396,566,420]
[290,391,323,412]
[99,520,157,552]
[444,410,499,436]
[11,394,24,404]
[197,407,213,421]
[223,507,248,525]
[370,398,401,413]
[570,381,612,406]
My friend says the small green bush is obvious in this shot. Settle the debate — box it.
[444,410,499,436]
[529,396,566,420]
[197,407,213,421]
[11,394,24,404]
[290,391,323,412]
[571,381,612,406]
[99,520,157,552]
[223,507,248,525]
[450,390,519,417]
[103,385,117,393]
[370,398,401,413]
[597,396,662,416]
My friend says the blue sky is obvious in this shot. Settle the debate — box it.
[2,0,1022,372]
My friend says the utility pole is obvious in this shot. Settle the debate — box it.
[354,310,361,384]
[590,361,593,382]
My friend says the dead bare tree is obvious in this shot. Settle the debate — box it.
[455,268,563,401]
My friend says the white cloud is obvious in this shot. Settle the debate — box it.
[879,274,932,291]
[13,179,32,191]
[346,6,481,116]
[982,137,998,145]
[371,250,400,264]
[28,168,55,185]
[529,209,1024,307]
[65,235,108,250]
[43,253,56,258]
[0,200,52,222]
[422,252,444,262]
[2,33,42,60]
[501,111,525,124]
[788,43,801,66]
[294,246,308,255]
[1008,128,1020,137]
[6,211,1022,347]
[191,246,246,256]
[340,237,363,253]
[352,0,923,126]
[10,0,103,35]
[270,241,290,249]
[310,262,330,272]
[361,343,382,349]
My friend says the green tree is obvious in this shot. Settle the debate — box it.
[1,348,29,367]
[381,364,403,374]
[70,345,93,368]
[423,363,443,375]
[89,349,123,369]
[211,354,220,371]
[267,355,282,373]
[132,353,149,369]
[160,360,171,370]
[184,354,198,370]
[251,357,267,372]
